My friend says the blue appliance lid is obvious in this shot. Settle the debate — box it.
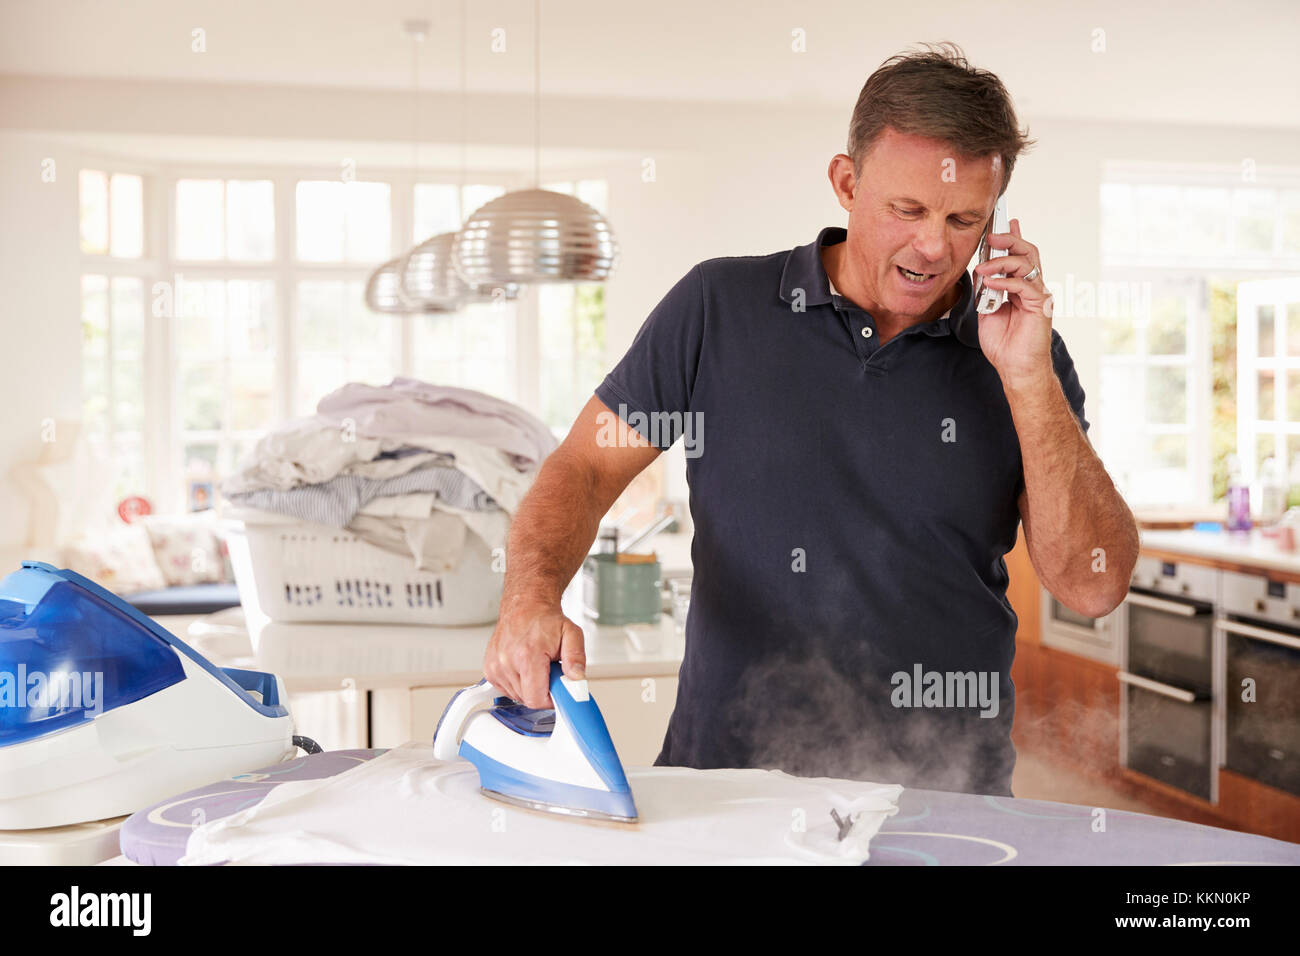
[0,561,286,749]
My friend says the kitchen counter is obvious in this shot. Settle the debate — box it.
[245,576,686,694]
[1140,527,1300,581]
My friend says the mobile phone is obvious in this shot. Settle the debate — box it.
[973,195,1010,315]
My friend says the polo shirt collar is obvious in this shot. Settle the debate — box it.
[779,225,981,350]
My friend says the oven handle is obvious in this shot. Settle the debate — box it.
[1116,670,1198,703]
[1218,618,1300,651]
[1123,591,1205,616]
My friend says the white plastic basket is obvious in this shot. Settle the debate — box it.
[222,507,503,625]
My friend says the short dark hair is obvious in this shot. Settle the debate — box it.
[847,42,1034,196]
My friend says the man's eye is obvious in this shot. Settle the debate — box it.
[896,207,921,217]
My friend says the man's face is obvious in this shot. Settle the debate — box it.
[833,127,1002,319]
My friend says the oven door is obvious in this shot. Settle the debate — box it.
[1220,618,1300,797]
[1125,590,1215,695]
[1040,589,1119,664]
[1119,671,1213,801]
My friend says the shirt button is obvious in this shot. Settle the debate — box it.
[861,326,873,338]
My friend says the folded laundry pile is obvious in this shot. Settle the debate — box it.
[221,378,558,571]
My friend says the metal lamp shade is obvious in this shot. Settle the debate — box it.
[364,257,413,314]
[402,231,521,309]
[452,188,618,286]
[400,233,467,312]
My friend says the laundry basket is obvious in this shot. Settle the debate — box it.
[222,507,503,625]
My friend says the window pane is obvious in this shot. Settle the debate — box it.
[411,302,513,399]
[1231,188,1277,254]
[113,356,144,432]
[176,279,226,356]
[231,359,274,431]
[1101,315,1137,354]
[297,355,347,415]
[175,179,225,259]
[296,181,345,261]
[81,275,109,439]
[1259,370,1276,422]
[296,279,396,413]
[109,174,143,258]
[1257,433,1276,472]
[1259,304,1275,358]
[1136,185,1181,254]
[1288,303,1300,358]
[1287,371,1300,422]
[1177,186,1228,256]
[79,170,108,254]
[1282,190,1300,256]
[111,278,144,353]
[414,183,460,241]
[1147,293,1187,355]
[226,180,274,261]
[1146,366,1187,424]
[297,280,345,352]
[1151,434,1187,470]
[343,182,391,262]
[1100,183,1137,257]
[179,362,223,431]
[462,184,505,218]
[227,280,275,357]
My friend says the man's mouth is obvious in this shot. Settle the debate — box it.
[897,265,939,285]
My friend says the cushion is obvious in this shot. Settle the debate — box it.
[140,511,224,587]
[61,522,167,594]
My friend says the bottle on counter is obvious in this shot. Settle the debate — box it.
[1226,454,1253,532]
[1259,456,1287,525]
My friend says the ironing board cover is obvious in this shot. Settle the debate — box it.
[120,749,1300,865]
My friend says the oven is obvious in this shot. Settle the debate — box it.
[1218,571,1300,798]
[1040,589,1121,665]
[1119,556,1218,802]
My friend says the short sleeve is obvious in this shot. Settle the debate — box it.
[594,264,706,450]
[1050,329,1089,434]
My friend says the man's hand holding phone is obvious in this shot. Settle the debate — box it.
[971,202,1057,390]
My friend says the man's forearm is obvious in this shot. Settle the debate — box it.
[1002,370,1139,617]
[499,450,605,611]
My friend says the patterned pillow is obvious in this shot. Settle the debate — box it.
[61,523,167,594]
[140,512,224,587]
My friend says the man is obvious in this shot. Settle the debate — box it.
[483,44,1139,796]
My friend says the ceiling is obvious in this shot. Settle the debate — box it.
[1,0,1298,129]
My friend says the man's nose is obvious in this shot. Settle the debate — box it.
[911,219,950,264]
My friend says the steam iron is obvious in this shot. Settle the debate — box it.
[432,662,638,823]
[0,561,297,830]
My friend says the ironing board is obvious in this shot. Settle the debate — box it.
[119,749,1300,865]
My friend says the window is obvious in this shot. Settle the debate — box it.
[296,280,399,415]
[1236,278,1300,496]
[296,180,391,262]
[174,278,276,487]
[175,179,274,261]
[79,166,610,511]
[79,170,143,258]
[79,167,148,509]
[1098,163,1300,507]
[80,275,146,502]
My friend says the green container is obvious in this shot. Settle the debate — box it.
[581,553,662,625]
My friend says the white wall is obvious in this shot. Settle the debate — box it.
[3,73,1300,560]
[0,134,83,565]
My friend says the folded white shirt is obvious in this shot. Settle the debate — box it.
[180,743,903,866]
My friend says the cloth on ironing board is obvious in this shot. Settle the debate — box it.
[178,743,903,866]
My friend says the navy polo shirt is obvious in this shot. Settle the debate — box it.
[594,225,1089,796]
